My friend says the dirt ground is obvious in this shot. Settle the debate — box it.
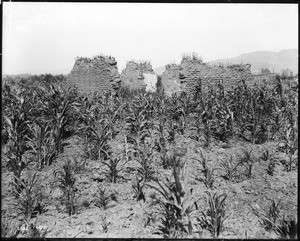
[1,134,297,238]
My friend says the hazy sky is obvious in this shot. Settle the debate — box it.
[3,3,298,75]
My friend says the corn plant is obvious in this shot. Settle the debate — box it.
[196,190,228,238]
[99,149,127,183]
[79,98,123,160]
[201,105,212,147]
[26,119,56,169]
[153,117,169,169]
[189,110,203,142]
[53,159,77,216]
[227,84,275,144]
[132,176,146,202]
[94,186,117,210]
[275,216,297,239]
[252,199,282,231]
[10,170,44,221]
[35,81,81,158]
[166,95,188,136]
[218,154,242,182]
[125,95,155,181]
[201,87,233,144]
[165,119,176,145]
[147,160,196,238]
[1,218,21,238]
[237,148,255,179]
[153,91,168,119]
[280,125,298,172]
[260,145,277,176]
[192,150,215,189]
[3,93,33,195]
[132,143,156,182]
[125,94,151,147]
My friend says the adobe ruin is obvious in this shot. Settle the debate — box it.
[67,55,121,94]
[161,57,254,96]
[120,61,157,92]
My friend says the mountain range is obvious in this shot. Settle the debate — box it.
[154,49,298,75]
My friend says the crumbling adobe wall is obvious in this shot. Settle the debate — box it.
[120,61,157,90]
[180,59,253,93]
[161,59,253,95]
[67,55,121,94]
[161,64,182,96]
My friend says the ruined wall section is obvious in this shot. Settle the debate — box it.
[67,55,121,94]
[160,59,254,95]
[161,64,183,96]
[179,59,253,94]
[120,61,156,90]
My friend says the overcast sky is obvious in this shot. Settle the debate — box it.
[3,3,298,75]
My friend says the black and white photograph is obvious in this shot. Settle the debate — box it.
[1,2,298,238]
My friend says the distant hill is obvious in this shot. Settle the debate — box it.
[209,49,298,74]
[153,49,298,75]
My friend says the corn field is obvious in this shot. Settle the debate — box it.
[1,74,298,238]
